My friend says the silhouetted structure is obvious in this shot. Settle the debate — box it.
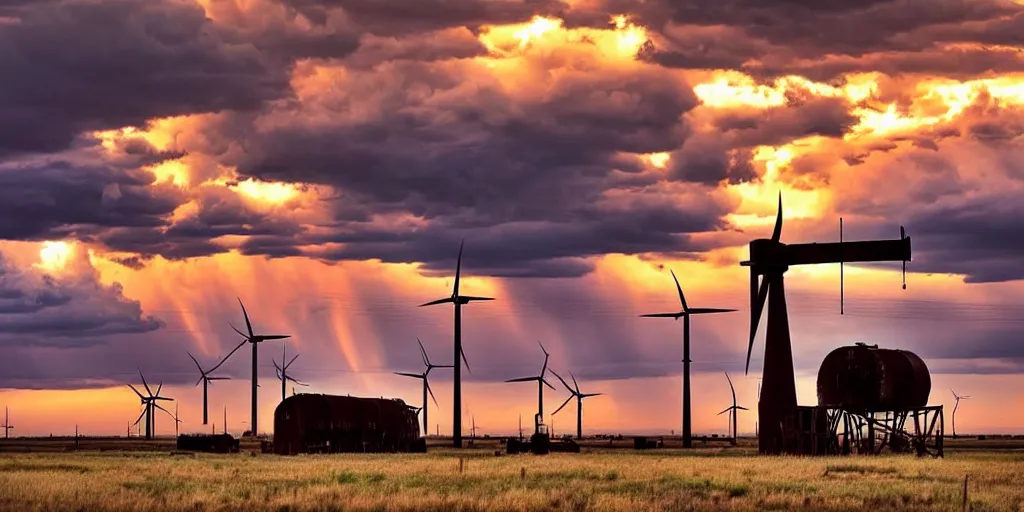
[816,343,943,457]
[419,241,494,448]
[273,342,308,402]
[229,298,290,437]
[273,394,424,454]
[718,372,747,446]
[176,433,239,453]
[128,369,173,440]
[742,193,912,455]
[394,338,453,436]
[1,407,12,439]
[818,344,931,410]
[505,342,555,434]
[641,269,735,448]
[188,347,241,425]
[551,370,602,439]
[951,389,970,439]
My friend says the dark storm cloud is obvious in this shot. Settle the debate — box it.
[311,196,730,277]
[214,58,738,276]
[281,0,566,36]
[0,0,289,156]
[0,251,163,346]
[0,158,183,241]
[95,186,306,260]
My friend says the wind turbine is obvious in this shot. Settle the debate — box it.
[951,389,970,439]
[1,407,12,439]
[128,369,173,440]
[419,240,494,448]
[505,341,556,434]
[641,269,736,448]
[228,298,291,437]
[187,343,244,425]
[551,370,603,439]
[273,342,308,402]
[717,372,747,446]
[394,338,454,436]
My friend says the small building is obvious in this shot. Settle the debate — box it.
[272,394,424,455]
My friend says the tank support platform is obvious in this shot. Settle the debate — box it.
[784,405,944,457]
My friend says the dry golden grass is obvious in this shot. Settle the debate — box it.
[0,440,1021,511]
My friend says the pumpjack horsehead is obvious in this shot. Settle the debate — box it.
[742,194,911,455]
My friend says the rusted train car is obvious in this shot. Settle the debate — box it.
[817,343,932,411]
[273,394,424,455]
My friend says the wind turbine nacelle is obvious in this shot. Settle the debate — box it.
[743,239,789,270]
[816,344,931,411]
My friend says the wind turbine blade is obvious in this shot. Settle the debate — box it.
[426,380,439,407]
[133,408,147,426]
[259,335,291,341]
[718,407,731,416]
[552,396,573,416]
[505,377,538,383]
[417,338,430,367]
[580,393,603,398]
[209,339,248,374]
[670,269,688,312]
[286,353,300,369]
[208,377,230,381]
[195,377,203,387]
[127,384,145,400]
[394,372,424,379]
[736,406,749,410]
[153,397,174,402]
[137,368,152,396]
[454,240,464,297]
[725,372,736,405]
[745,272,769,375]
[154,381,163,398]
[961,396,971,399]
[461,296,495,302]
[419,297,455,307]
[228,323,248,339]
[688,308,738,314]
[550,370,574,394]
[461,346,471,374]
[154,403,173,417]
[771,191,783,242]
[569,371,580,394]
[639,312,682,318]
[237,298,255,338]
[187,352,204,374]
[543,378,556,391]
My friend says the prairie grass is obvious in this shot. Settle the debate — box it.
[0,442,1021,511]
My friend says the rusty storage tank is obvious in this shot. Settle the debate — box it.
[273,394,424,455]
[817,343,931,411]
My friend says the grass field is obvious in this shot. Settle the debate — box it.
[0,437,1021,511]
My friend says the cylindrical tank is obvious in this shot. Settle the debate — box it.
[817,343,931,411]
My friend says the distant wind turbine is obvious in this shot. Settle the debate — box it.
[128,369,173,440]
[717,372,747,446]
[951,389,970,439]
[419,240,494,448]
[273,342,308,402]
[188,344,243,425]
[1,407,12,439]
[394,338,453,436]
[505,341,556,434]
[641,269,736,448]
[551,370,603,439]
[228,298,291,437]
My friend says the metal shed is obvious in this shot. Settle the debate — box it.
[273,394,424,455]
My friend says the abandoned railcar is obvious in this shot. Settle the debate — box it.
[273,394,424,455]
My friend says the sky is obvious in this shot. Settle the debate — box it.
[0,0,1023,438]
